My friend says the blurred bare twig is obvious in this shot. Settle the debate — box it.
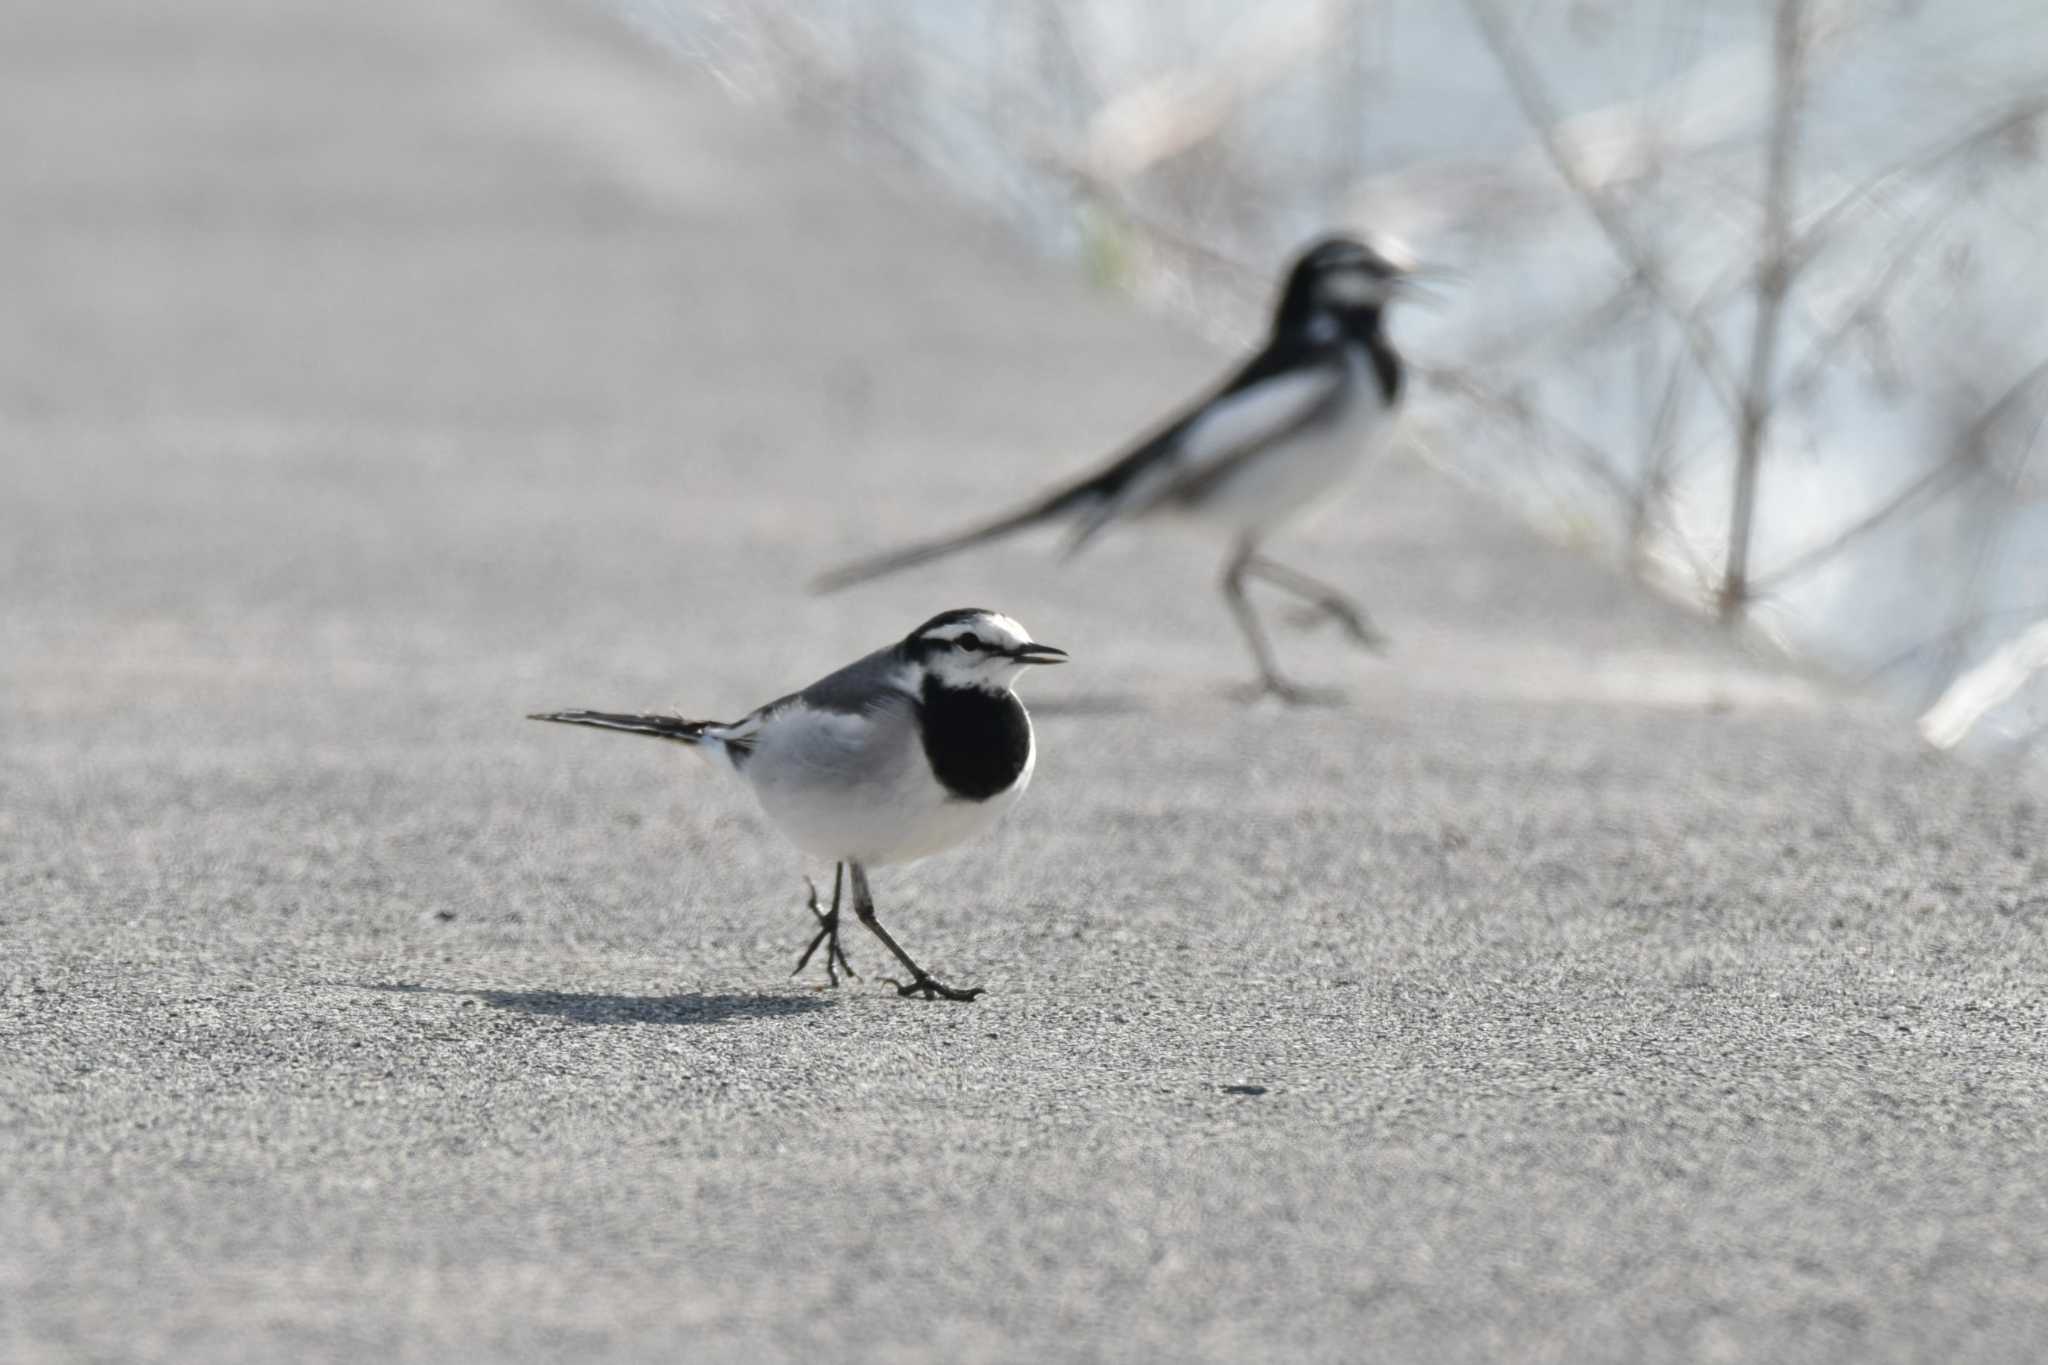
[1717,0,1808,623]
[1465,0,1741,419]
[1749,459,1973,596]
[1789,96,2048,272]
[1082,5,1331,184]
[1424,364,1639,511]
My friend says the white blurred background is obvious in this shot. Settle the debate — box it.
[624,0,2048,762]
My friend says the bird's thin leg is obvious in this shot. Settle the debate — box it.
[1243,553,1388,652]
[1222,539,1285,692]
[791,863,857,986]
[846,862,983,1003]
[1221,540,1334,704]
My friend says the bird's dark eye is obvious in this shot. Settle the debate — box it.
[957,636,985,652]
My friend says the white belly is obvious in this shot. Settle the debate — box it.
[1183,353,1393,537]
[738,701,1033,867]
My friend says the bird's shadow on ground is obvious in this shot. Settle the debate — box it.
[361,982,835,1025]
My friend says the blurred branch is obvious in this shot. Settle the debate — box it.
[1749,458,1974,595]
[1861,600,2048,685]
[1424,364,1638,509]
[1024,150,1267,283]
[1921,617,2048,749]
[1323,0,1371,197]
[1926,359,2048,702]
[1716,0,1808,624]
[1082,5,1330,183]
[1960,354,2048,484]
[1457,275,1646,372]
[1629,344,1691,566]
[1465,0,1741,420]
[1757,353,2048,597]
[1775,191,1952,403]
[1788,95,2048,272]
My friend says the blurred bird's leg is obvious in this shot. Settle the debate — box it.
[1222,540,1284,692]
[792,862,857,986]
[847,861,983,1003]
[1221,541,1341,705]
[1245,553,1389,653]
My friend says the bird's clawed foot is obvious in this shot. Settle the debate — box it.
[1233,676,1348,707]
[792,875,859,987]
[1283,599,1390,653]
[885,972,985,1003]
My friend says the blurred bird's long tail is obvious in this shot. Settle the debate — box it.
[526,710,715,744]
[811,482,1098,593]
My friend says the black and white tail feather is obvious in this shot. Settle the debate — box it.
[524,709,756,764]
[813,234,1427,703]
[810,478,1102,593]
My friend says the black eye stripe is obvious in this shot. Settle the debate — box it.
[909,625,1017,657]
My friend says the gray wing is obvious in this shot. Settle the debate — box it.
[738,642,915,729]
[1066,357,1351,542]
[735,652,922,795]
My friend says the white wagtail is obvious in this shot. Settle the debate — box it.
[529,609,1066,1002]
[815,234,1424,703]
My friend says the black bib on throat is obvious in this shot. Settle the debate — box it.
[919,677,1032,801]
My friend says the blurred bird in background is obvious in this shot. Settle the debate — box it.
[816,234,1427,702]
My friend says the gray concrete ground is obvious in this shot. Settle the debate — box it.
[5,2,2048,1361]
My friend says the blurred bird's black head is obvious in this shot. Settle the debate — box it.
[1272,234,1416,338]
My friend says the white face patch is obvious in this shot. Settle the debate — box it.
[1320,268,1391,308]
[1369,238,1419,274]
[918,612,1040,692]
[926,612,1029,650]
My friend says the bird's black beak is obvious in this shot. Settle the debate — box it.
[1394,263,1457,304]
[1011,643,1068,665]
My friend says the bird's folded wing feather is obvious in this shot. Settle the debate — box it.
[1063,357,1347,547]
[734,643,917,734]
